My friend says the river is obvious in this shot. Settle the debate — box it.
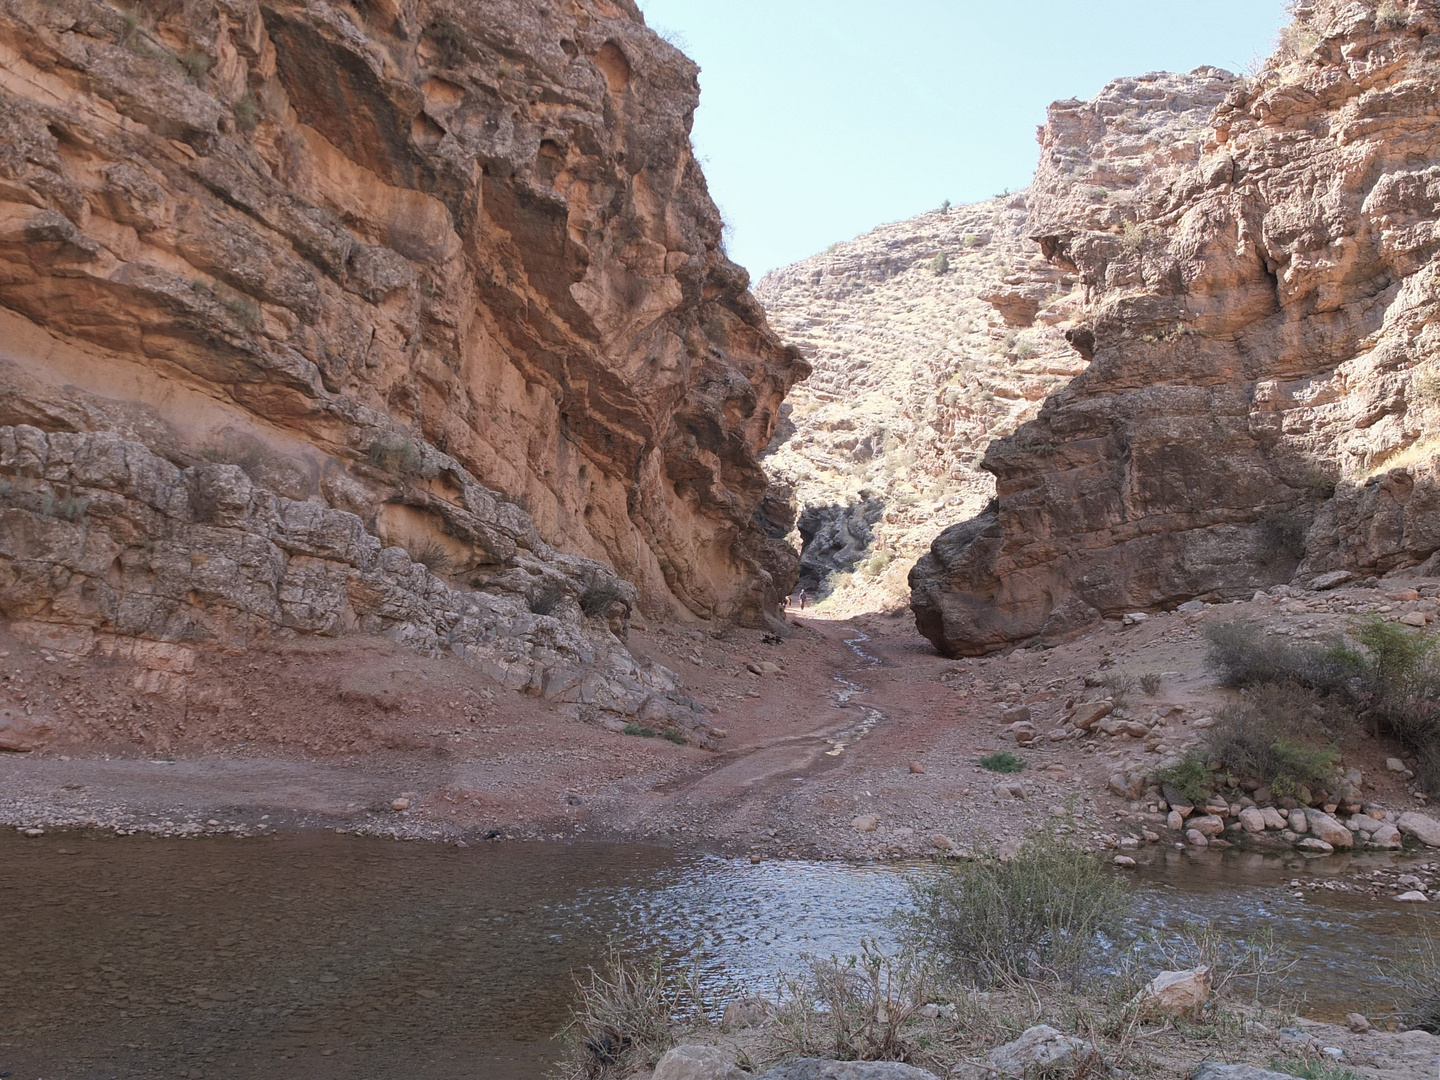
[1,830,1434,1079]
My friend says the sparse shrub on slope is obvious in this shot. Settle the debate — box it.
[1204,616,1440,792]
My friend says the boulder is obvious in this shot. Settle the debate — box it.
[1296,838,1334,854]
[1397,890,1429,902]
[1187,815,1225,837]
[1001,704,1031,724]
[988,1025,1095,1078]
[1185,829,1210,847]
[1070,700,1114,731]
[1261,807,1287,830]
[1109,772,1144,799]
[1369,822,1403,849]
[1304,810,1353,848]
[1310,571,1353,590]
[1239,808,1266,833]
[1166,810,1185,831]
[758,1062,939,1080]
[1134,967,1210,1016]
[851,815,879,833]
[721,997,774,1031]
[1193,1065,1307,1080]
[655,1046,747,1080]
[1399,812,1440,847]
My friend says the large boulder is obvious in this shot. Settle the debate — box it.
[1304,810,1353,849]
[1399,812,1440,848]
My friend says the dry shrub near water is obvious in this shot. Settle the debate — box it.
[770,943,936,1064]
[556,947,708,1079]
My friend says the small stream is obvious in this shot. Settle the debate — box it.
[2,830,1435,1080]
[826,626,886,756]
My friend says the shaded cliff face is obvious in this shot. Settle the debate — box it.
[756,196,1083,613]
[0,0,805,734]
[0,0,805,632]
[913,0,1440,656]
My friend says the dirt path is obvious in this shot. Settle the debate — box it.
[0,581,1432,858]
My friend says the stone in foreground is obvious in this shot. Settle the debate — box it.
[1134,967,1210,1017]
[759,1061,939,1080]
[987,1025,1095,1078]
[1193,1065,1305,1080]
[655,1046,748,1080]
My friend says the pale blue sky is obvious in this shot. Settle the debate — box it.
[636,0,1291,277]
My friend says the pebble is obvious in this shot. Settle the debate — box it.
[1347,1013,1372,1033]
[391,798,411,812]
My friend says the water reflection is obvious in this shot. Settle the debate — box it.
[1,832,1433,1080]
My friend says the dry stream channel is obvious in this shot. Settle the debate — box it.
[2,829,1436,1080]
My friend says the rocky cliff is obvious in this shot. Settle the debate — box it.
[0,0,805,734]
[913,0,1440,655]
[756,196,1082,611]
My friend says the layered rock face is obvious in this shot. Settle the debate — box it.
[913,1,1440,655]
[756,197,1083,611]
[0,0,804,730]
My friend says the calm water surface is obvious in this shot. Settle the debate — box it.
[1,831,1433,1080]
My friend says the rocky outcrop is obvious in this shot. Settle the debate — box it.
[0,0,805,726]
[914,2,1440,655]
[757,196,1083,612]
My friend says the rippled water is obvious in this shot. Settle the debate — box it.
[1,831,1434,1080]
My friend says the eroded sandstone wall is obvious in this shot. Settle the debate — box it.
[912,1,1440,655]
[0,0,805,727]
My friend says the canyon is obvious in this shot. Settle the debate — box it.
[0,0,805,745]
[910,0,1440,656]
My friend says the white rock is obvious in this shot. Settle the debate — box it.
[1310,571,1353,590]
[1113,855,1137,868]
[988,1025,1094,1078]
[1396,890,1429,903]
[851,814,879,833]
[1401,612,1428,627]
[654,1045,747,1080]
[1399,811,1440,847]
[1239,807,1266,833]
[1387,757,1410,773]
[1296,837,1334,854]
[1133,967,1210,1016]
[1177,599,1206,613]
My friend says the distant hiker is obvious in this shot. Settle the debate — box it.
[798,588,809,610]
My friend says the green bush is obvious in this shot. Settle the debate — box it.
[1203,682,1344,795]
[623,724,657,738]
[900,830,1132,990]
[232,90,260,132]
[928,252,950,276]
[978,752,1023,773]
[661,729,686,745]
[1157,751,1213,807]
